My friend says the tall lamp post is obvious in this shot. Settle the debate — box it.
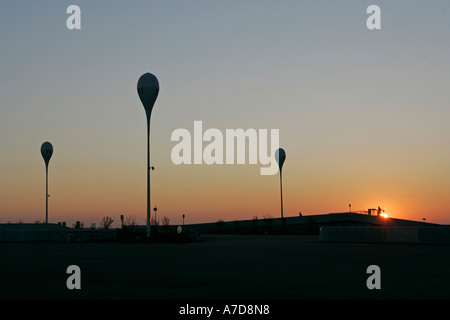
[275,148,286,229]
[137,73,159,238]
[40,142,53,224]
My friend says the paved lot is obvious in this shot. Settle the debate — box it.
[0,234,449,300]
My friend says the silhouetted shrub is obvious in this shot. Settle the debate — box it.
[99,216,114,229]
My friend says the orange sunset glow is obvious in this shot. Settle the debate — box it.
[1,2,449,228]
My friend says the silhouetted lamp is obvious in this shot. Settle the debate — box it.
[137,73,159,238]
[40,141,53,224]
[275,148,286,222]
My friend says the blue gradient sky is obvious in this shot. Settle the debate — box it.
[1,1,449,226]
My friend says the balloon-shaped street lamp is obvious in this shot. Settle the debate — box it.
[41,141,53,224]
[137,73,159,238]
[275,148,286,224]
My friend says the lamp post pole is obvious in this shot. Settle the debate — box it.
[147,116,151,235]
[41,142,53,224]
[279,168,284,220]
[275,148,286,231]
[46,165,49,223]
[137,73,159,238]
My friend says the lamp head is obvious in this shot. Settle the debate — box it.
[137,73,159,119]
[41,141,53,166]
[275,148,286,171]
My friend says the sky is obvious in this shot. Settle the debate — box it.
[1,1,449,227]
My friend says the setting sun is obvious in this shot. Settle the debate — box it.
[380,213,388,218]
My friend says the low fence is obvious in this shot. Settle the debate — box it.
[320,226,450,244]
[0,224,116,242]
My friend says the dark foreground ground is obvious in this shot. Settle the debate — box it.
[0,234,449,300]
